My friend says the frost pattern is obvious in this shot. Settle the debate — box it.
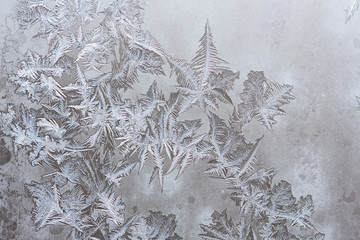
[345,0,360,23]
[167,20,239,112]
[0,0,324,239]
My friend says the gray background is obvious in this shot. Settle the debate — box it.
[1,0,360,239]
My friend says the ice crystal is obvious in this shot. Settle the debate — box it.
[0,0,324,239]
[345,0,360,23]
